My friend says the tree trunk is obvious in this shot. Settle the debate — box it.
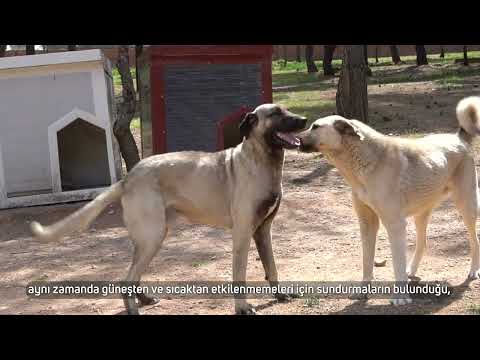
[114,45,140,172]
[440,46,445,58]
[336,45,368,123]
[305,45,318,73]
[463,45,469,66]
[296,45,301,62]
[364,45,372,76]
[26,45,35,55]
[415,45,428,66]
[67,45,77,51]
[282,45,288,66]
[0,45,6,57]
[375,46,379,63]
[323,45,336,76]
[390,45,401,64]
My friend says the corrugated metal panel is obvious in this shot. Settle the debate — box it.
[164,63,263,152]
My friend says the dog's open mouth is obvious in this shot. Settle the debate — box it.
[275,132,301,149]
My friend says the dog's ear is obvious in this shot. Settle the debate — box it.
[239,112,258,139]
[333,119,365,140]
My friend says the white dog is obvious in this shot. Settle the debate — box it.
[297,97,480,305]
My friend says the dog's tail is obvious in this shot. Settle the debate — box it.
[30,181,124,243]
[457,96,480,137]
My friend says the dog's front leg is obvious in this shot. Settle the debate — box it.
[383,217,412,306]
[254,219,278,283]
[352,194,379,284]
[253,218,292,302]
[232,225,255,315]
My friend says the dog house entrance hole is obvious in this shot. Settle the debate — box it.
[57,118,111,191]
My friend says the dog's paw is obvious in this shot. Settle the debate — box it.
[468,269,480,280]
[389,297,413,306]
[137,294,159,307]
[408,274,421,282]
[235,303,257,315]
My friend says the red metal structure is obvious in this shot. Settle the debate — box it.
[137,45,273,156]
[216,106,251,151]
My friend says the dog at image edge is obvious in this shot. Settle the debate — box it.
[297,97,480,305]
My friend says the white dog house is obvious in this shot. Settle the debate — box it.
[0,50,122,209]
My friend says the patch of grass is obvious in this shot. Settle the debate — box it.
[468,304,480,315]
[130,118,140,130]
[273,79,336,93]
[434,71,480,88]
[273,59,343,74]
[370,65,480,87]
[303,295,320,307]
[441,50,480,62]
[272,60,314,73]
[435,74,465,88]
[433,67,480,87]
[191,260,209,268]
[272,72,322,88]
[33,274,49,282]
[112,67,136,88]
[273,87,336,126]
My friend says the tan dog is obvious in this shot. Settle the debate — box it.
[297,97,480,305]
[31,104,307,315]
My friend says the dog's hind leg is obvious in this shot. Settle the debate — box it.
[451,160,480,279]
[352,193,379,284]
[382,217,412,305]
[407,210,432,278]
[121,189,168,315]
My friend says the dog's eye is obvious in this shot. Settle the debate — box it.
[312,124,320,130]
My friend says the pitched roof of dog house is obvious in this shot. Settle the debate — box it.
[0,49,111,74]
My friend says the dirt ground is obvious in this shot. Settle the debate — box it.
[1,64,480,315]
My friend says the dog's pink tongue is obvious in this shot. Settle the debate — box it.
[276,132,301,146]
